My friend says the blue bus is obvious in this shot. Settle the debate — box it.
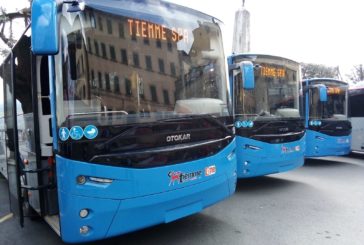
[228,54,305,178]
[0,0,237,242]
[302,78,351,157]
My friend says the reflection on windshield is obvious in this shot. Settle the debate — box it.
[55,2,228,126]
[235,61,300,120]
[309,84,347,120]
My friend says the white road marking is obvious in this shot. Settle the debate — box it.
[0,213,13,223]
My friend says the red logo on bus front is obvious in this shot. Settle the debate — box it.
[205,165,216,176]
[168,171,182,186]
[281,145,300,153]
[168,170,202,186]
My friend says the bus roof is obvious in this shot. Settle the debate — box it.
[304,78,348,86]
[349,81,364,91]
[229,53,299,65]
[84,0,223,25]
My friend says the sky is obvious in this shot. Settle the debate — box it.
[1,0,364,76]
[167,0,364,76]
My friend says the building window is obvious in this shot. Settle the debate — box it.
[150,85,158,102]
[107,19,112,34]
[105,73,110,91]
[156,40,162,48]
[170,62,176,76]
[118,23,125,38]
[83,85,86,99]
[101,43,107,59]
[114,76,120,93]
[87,37,92,53]
[77,60,81,77]
[110,45,116,61]
[91,70,95,88]
[120,49,128,65]
[163,89,170,105]
[125,78,132,96]
[143,38,150,45]
[158,59,165,73]
[133,52,140,67]
[145,56,152,70]
[94,41,99,56]
[91,70,95,80]
[167,41,173,51]
[98,72,102,89]
[98,16,103,31]
[80,54,84,74]
[90,12,96,28]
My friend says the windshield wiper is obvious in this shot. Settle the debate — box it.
[235,113,259,117]
[94,126,138,151]
[94,114,231,151]
[67,110,128,119]
[158,114,232,133]
[253,120,288,132]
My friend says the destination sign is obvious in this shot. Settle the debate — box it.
[327,87,343,95]
[127,18,189,43]
[260,65,286,78]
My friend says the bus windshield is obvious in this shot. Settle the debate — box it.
[55,0,229,127]
[309,80,348,120]
[234,56,300,121]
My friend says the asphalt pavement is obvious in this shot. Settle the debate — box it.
[1,154,363,245]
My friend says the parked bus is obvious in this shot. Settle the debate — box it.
[349,81,364,153]
[0,0,237,242]
[302,78,351,157]
[228,54,305,178]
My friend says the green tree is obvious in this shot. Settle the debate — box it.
[346,64,364,83]
[301,63,341,80]
[0,2,30,57]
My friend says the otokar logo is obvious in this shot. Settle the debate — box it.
[168,170,202,186]
[166,133,191,142]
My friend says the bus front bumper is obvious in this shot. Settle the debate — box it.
[236,136,305,178]
[305,131,351,157]
[55,140,236,243]
[58,172,235,243]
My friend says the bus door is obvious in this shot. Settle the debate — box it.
[5,30,46,226]
[3,50,25,226]
[0,56,9,178]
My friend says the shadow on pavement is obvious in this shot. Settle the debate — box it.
[85,213,229,245]
[0,175,10,217]
[348,152,364,160]
[235,176,301,193]
[304,158,356,167]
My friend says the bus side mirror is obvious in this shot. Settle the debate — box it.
[240,61,255,90]
[31,0,58,55]
[319,85,327,102]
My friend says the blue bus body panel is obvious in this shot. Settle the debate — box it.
[56,140,236,243]
[236,136,305,178]
[305,130,351,157]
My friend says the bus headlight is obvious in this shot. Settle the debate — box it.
[79,225,90,234]
[76,175,86,185]
[79,209,89,218]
